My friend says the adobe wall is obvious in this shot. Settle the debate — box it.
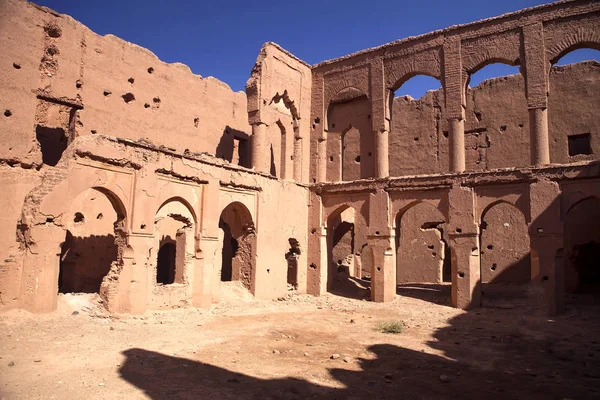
[385,61,600,177]
[0,135,309,313]
[0,0,251,168]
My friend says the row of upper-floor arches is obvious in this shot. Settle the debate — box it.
[322,46,600,181]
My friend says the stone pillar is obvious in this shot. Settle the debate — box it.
[306,191,327,295]
[523,22,550,166]
[368,233,396,302]
[370,57,389,178]
[529,108,550,166]
[250,123,270,173]
[317,137,328,182]
[123,233,153,314]
[367,188,395,302]
[449,118,465,173]
[443,37,466,173]
[449,233,481,309]
[529,179,564,315]
[194,237,218,308]
[293,136,302,182]
[448,184,480,309]
[374,130,389,178]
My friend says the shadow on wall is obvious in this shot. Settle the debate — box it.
[215,126,250,168]
[59,231,117,293]
[118,296,600,399]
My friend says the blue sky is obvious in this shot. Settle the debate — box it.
[36,0,599,97]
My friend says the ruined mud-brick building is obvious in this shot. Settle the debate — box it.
[0,0,599,315]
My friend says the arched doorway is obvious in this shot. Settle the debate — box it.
[58,188,124,294]
[564,197,600,293]
[326,205,369,298]
[219,202,256,292]
[154,199,195,286]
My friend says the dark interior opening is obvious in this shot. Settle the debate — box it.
[58,230,117,293]
[220,219,238,282]
[36,125,67,166]
[568,133,592,156]
[156,242,176,285]
[572,241,600,292]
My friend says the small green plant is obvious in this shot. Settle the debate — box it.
[375,320,405,334]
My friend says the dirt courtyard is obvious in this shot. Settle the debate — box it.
[1,282,599,400]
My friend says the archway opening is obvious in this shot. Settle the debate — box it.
[395,202,450,305]
[154,199,195,286]
[219,202,256,291]
[58,188,122,294]
[326,206,369,299]
[564,197,600,294]
[389,75,442,176]
[326,88,371,181]
[479,202,530,307]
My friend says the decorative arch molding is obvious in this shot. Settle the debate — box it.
[269,90,300,120]
[545,15,600,65]
[462,29,522,75]
[384,48,442,91]
[323,65,370,120]
[390,192,448,226]
[322,197,370,229]
[480,199,527,224]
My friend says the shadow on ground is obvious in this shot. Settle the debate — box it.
[119,292,600,399]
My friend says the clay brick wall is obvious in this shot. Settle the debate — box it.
[0,0,251,168]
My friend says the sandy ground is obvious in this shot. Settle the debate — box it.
[1,282,600,400]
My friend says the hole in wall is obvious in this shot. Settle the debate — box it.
[153,97,161,104]
[542,275,549,281]
[518,123,524,128]
[499,125,507,132]
[329,156,334,162]
[368,152,372,156]
[46,45,59,56]
[44,24,62,38]
[140,224,146,229]
[73,212,85,223]
[4,110,12,117]
[568,133,592,156]
[122,93,135,103]
[491,263,497,271]
[103,90,111,96]
[75,80,83,89]
[194,118,199,128]
[458,272,465,278]
[36,125,67,166]
[144,103,150,108]
[310,228,317,234]
[355,155,361,163]
[456,228,462,233]
[309,263,317,270]
[442,131,449,138]
[413,137,419,141]
[314,117,320,124]
[475,111,482,122]
[147,67,154,74]
[46,217,54,223]
[156,242,176,285]
[427,244,434,249]
[96,213,103,220]
[13,62,21,69]
[377,267,381,271]
[375,231,380,235]
[91,129,97,134]
[128,77,135,84]
[487,244,493,250]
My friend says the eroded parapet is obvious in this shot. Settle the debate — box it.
[246,43,312,182]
